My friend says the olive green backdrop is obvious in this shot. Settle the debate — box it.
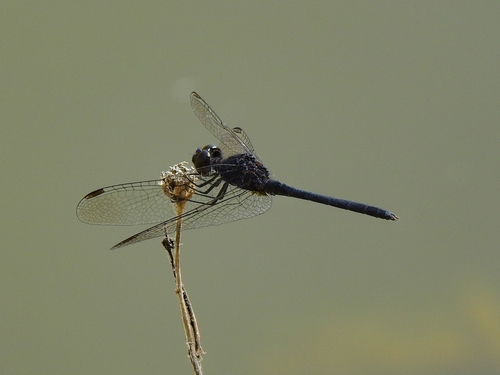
[2,2,499,374]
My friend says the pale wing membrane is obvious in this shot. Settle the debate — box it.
[111,183,272,249]
[76,180,175,225]
[190,92,251,156]
[232,126,263,164]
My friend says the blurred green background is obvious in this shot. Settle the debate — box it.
[2,2,499,374]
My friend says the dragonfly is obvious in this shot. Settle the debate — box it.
[77,92,398,249]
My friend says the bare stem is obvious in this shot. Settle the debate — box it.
[162,217,203,374]
[160,162,203,374]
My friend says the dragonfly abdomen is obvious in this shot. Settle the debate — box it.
[264,180,398,220]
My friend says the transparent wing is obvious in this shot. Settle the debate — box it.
[232,126,263,163]
[77,176,272,249]
[190,92,253,156]
[111,184,272,249]
[76,180,175,225]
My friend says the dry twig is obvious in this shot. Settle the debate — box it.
[161,163,203,374]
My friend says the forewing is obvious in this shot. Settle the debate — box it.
[190,92,252,156]
[111,184,273,249]
[232,126,264,164]
[76,180,176,225]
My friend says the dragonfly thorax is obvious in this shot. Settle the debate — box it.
[213,153,271,193]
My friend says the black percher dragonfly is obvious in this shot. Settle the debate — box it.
[77,92,398,249]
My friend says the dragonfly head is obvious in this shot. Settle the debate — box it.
[192,144,222,176]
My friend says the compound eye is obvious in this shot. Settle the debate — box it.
[193,149,212,176]
[191,147,202,164]
[192,144,221,175]
[194,149,210,169]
